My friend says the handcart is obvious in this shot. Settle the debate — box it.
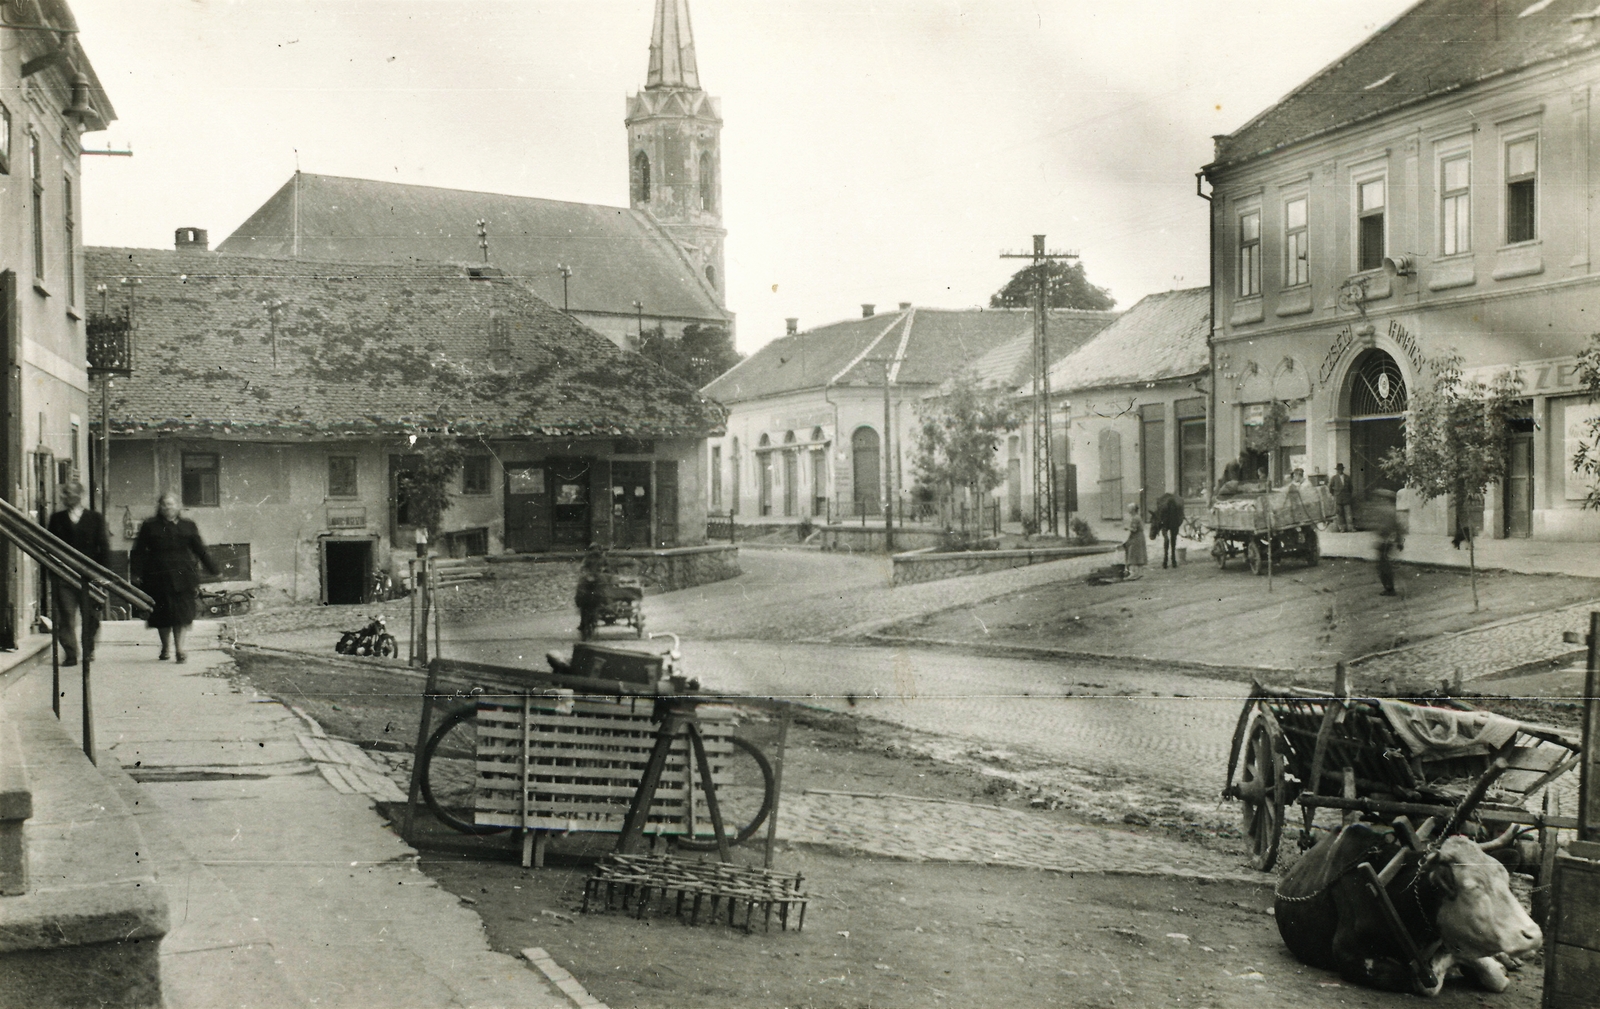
[1222,675,1582,876]
[581,571,645,640]
[1209,483,1336,574]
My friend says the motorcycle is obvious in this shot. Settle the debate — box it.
[335,614,398,658]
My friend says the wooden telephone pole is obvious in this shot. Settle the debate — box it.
[1000,235,1077,535]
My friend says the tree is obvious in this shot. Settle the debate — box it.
[1379,350,1523,609]
[638,322,744,388]
[990,260,1115,311]
[396,437,465,540]
[1569,332,1600,509]
[913,372,1021,516]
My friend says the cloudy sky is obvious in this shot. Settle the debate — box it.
[72,0,1416,355]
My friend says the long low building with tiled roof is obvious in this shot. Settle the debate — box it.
[87,242,728,603]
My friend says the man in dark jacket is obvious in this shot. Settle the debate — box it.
[1370,488,1404,596]
[47,480,111,666]
[1328,463,1354,531]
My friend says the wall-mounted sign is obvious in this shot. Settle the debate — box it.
[508,467,544,495]
[328,507,367,529]
[1243,403,1266,427]
[1387,319,1425,373]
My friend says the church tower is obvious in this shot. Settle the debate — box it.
[626,0,725,303]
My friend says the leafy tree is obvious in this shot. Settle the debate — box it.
[638,323,744,388]
[990,260,1115,311]
[396,437,466,539]
[1570,333,1600,509]
[913,372,1022,514]
[1379,350,1522,609]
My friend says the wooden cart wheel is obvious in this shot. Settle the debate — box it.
[1303,527,1320,566]
[1237,720,1286,870]
[1213,538,1227,569]
[1246,538,1266,576]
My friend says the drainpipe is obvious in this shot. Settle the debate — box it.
[1197,169,1216,506]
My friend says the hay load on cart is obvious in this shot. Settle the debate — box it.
[1209,482,1336,574]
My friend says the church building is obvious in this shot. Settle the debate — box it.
[217,0,731,351]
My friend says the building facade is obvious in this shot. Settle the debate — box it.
[217,0,730,351]
[1203,0,1600,540]
[86,245,724,604]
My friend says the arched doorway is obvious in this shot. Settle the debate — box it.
[851,427,881,516]
[1343,349,1407,527]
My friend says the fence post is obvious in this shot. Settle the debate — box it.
[78,573,95,765]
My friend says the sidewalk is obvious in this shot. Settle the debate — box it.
[1318,528,1600,577]
[47,621,570,1009]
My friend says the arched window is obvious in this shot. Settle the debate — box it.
[698,151,715,212]
[632,150,651,204]
[783,431,796,444]
[705,264,717,289]
[811,426,825,443]
[758,433,770,448]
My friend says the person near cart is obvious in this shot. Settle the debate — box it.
[1329,463,1354,531]
[46,480,110,666]
[1122,502,1147,580]
[1370,488,1404,596]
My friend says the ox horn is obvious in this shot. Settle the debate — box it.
[1477,824,1528,852]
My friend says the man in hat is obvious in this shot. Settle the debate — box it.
[1328,463,1353,531]
[1370,488,1404,596]
[46,480,111,665]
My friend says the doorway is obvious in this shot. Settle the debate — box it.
[1505,424,1534,538]
[612,461,651,548]
[851,427,880,516]
[782,451,798,517]
[322,539,373,605]
[549,459,591,549]
[503,464,550,552]
[1345,350,1408,528]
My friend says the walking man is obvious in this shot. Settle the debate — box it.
[47,480,110,666]
[1370,488,1404,596]
[1329,463,1354,532]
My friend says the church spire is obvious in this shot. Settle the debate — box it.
[646,0,700,90]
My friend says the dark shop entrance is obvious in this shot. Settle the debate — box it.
[322,538,373,605]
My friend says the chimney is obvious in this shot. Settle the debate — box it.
[174,227,209,252]
[861,304,875,318]
[785,317,799,336]
[898,302,912,311]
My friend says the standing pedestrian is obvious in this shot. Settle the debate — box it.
[1370,488,1404,596]
[1329,463,1354,531]
[46,480,110,666]
[1122,502,1147,580]
[129,492,218,663]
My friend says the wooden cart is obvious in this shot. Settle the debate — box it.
[1209,484,1336,575]
[1222,679,1582,873]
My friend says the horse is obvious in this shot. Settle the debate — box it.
[1148,493,1184,569]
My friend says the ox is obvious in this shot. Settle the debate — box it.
[1275,822,1541,996]
[1147,493,1184,569]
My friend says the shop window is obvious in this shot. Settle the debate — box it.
[1506,136,1537,244]
[182,452,219,507]
[328,455,358,498]
[1358,177,1386,271]
[462,456,491,495]
[1175,397,1207,499]
[1284,197,1308,286]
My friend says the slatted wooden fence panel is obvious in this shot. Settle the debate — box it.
[472,695,736,834]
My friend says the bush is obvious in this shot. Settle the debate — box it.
[1069,517,1097,546]
[1020,514,1040,537]
[797,516,815,541]
[941,528,998,552]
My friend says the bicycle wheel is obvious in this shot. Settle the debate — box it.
[674,736,776,851]
[418,704,508,835]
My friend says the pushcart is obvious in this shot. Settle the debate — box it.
[1222,676,1582,875]
[1209,484,1336,574]
[581,572,645,639]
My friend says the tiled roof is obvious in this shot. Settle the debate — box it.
[963,311,1122,392]
[85,247,726,440]
[1214,0,1599,168]
[216,173,729,323]
[703,307,1117,404]
[1048,288,1210,393]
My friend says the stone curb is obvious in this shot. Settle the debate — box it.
[859,633,1294,681]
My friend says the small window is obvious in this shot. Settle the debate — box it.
[1238,210,1261,297]
[632,149,651,204]
[711,445,722,508]
[1441,154,1471,255]
[1358,177,1386,272]
[182,452,220,507]
[698,150,715,212]
[1506,137,1537,244]
[327,455,358,498]
[462,456,491,495]
[1284,197,1308,287]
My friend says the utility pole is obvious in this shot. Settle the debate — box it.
[882,357,894,551]
[557,263,572,312]
[1001,235,1078,535]
[476,219,489,263]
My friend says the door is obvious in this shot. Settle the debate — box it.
[1140,405,1165,512]
[1351,417,1404,528]
[758,452,773,515]
[656,461,678,547]
[1097,429,1123,520]
[851,427,880,516]
[503,464,549,552]
[611,461,651,548]
[321,539,372,605]
[1006,458,1022,522]
[811,450,827,517]
[549,459,591,549]
[782,451,798,517]
[1505,433,1534,538]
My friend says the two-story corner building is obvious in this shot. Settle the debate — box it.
[85,243,726,605]
[0,3,113,646]
[1203,0,1600,540]
[702,304,1115,525]
[217,0,730,352]
[1047,288,1210,533]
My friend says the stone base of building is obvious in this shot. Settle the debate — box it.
[611,544,740,591]
[892,544,1119,586]
[821,526,946,553]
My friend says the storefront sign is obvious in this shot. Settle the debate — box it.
[1464,356,1584,394]
[1388,319,1426,373]
[327,507,367,529]
[1318,326,1356,386]
[1318,319,1426,388]
[769,411,832,433]
[1244,403,1265,426]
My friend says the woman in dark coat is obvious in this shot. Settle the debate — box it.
[130,492,218,663]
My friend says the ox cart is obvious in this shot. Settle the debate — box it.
[1209,483,1336,575]
[1222,678,1582,878]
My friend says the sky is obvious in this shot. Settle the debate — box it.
[70,0,1419,356]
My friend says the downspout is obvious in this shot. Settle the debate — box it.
[1197,169,1216,506]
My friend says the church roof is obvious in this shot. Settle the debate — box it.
[1213,0,1600,169]
[85,246,726,440]
[216,173,729,325]
[1047,287,1210,394]
[648,0,701,90]
[703,307,1118,404]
